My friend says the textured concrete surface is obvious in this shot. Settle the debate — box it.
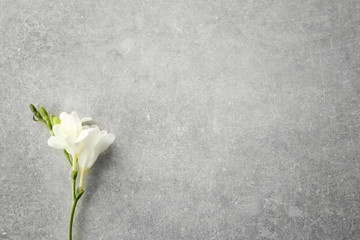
[1,0,360,239]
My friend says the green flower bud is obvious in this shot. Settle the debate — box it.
[50,114,55,125]
[53,116,61,125]
[30,104,46,125]
[39,106,53,129]
[39,106,49,122]
[29,104,38,114]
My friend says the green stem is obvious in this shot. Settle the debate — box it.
[69,169,84,240]
[68,196,80,240]
[68,189,84,240]
[72,172,77,200]
[71,156,78,200]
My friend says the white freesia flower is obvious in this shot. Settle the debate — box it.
[30,105,115,239]
[77,125,115,189]
[78,125,115,170]
[47,112,92,156]
[47,111,114,190]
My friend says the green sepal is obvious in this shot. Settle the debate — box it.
[76,188,85,200]
[71,170,78,180]
[33,116,40,122]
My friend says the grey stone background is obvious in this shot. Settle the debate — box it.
[1,0,360,239]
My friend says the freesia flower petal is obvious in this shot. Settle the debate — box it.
[86,132,115,169]
[82,126,101,147]
[94,133,115,158]
[59,112,68,119]
[80,117,92,123]
[48,111,85,156]
[70,111,82,133]
[77,126,115,170]
[75,129,90,143]
[70,111,78,118]
[59,113,77,135]
[53,124,66,138]
[48,136,65,149]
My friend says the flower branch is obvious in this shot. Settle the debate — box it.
[29,104,115,240]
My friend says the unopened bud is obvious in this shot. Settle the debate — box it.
[50,114,55,125]
[29,104,38,114]
[39,106,49,121]
[53,117,61,125]
[39,106,52,129]
[30,104,44,123]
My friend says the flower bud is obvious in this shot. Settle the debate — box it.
[39,106,49,121]
[29,104,38,114]
[39,106,52,129]
[53,116,61,125]
[50,114,55,125]
[30,104,46,124]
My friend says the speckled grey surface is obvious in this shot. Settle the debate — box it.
[1,0,360,239]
